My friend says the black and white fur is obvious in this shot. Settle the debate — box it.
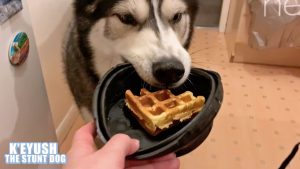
[64,0,198,121]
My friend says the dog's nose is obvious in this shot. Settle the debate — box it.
[152,59,185,84]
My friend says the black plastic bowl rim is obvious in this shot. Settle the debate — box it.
[93,63,223,159]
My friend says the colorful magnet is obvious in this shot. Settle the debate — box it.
[8,32,29,66]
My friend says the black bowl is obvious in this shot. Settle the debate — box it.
[93,63,223,159]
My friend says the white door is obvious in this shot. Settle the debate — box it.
[0,0,58,168]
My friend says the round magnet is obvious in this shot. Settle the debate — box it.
[8,32,30,66]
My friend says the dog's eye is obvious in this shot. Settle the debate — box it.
[116,14,138,26]
[172,13,183,24]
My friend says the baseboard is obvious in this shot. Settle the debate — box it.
[56,104,79,144]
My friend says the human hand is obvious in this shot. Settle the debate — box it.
[63,122,180,169]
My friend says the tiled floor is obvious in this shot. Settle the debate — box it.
[181,29,300,169]
[60,29,300,169]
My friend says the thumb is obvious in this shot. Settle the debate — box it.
[69,122,97,158]
[99,134,140,157]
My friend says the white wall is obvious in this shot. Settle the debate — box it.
[26,0,80,142]
[0,0,59,168]
[219,0,231,32]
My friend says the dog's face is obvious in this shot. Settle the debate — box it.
[75,0,198,88]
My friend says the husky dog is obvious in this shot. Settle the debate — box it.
[64,0,198,121]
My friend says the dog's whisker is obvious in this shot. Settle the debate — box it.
[191,63,211,69]
[192,60,222,67]
[125,70,136,80]
[187,78,197,92]
[173,88,176,94]
[140,81,143,88]
[187,78,195,89]
[183,82,188,90]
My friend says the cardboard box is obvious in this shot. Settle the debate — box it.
[225,0,300,67]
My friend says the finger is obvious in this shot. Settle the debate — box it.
[126,153,176,167]
[127,158,180,169]
[69,122,97,156]
[99,134,140,157]
[151,153,177,161]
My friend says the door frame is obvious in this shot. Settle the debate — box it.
[219,0,231,32]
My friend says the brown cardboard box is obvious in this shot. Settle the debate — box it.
[280,18,300,48]
[248,0,300,49]
[226,0,300,67]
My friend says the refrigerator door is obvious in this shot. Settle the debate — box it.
[0,0,59,168]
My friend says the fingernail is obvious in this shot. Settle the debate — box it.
[132,139,140,148]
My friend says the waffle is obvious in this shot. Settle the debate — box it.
[125,88,205,136]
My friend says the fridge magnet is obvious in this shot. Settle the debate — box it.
[0,0,23,24]
[8,32,29,66]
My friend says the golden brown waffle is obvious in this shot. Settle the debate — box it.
[125,88,205,136]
